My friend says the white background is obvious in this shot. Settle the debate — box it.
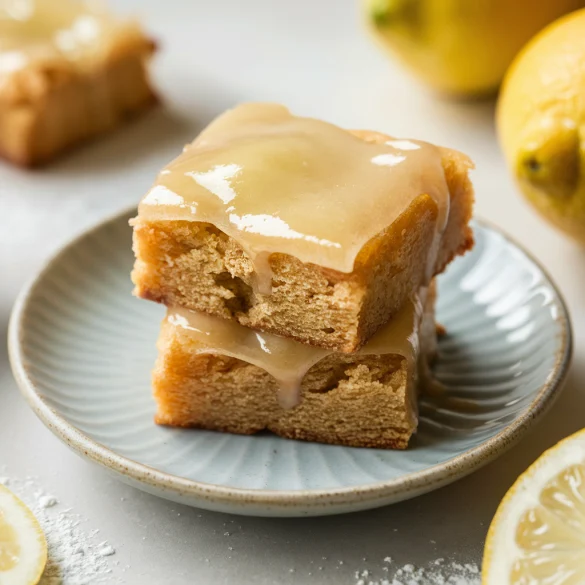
[1,0,584,583]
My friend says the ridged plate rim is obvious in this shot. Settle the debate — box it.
[8,207,573,514]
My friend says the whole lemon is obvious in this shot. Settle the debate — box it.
[364,0,583,96]
[497,8,585,244]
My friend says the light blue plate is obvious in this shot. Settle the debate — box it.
[9,211,572,517]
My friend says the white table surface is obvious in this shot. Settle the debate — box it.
[1,1,583,583]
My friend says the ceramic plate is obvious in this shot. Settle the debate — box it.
[9,210,571,517]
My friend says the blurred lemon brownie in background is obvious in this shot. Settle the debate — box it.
[132,103,474,353]
[152,283,437,450]
[0,0,156,166]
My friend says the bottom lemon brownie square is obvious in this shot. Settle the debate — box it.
[151,285,437,450]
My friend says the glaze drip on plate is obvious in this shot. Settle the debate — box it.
[168,291,424,409]
[138,103,451,294]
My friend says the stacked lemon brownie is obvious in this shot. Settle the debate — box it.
[131,103,474,449]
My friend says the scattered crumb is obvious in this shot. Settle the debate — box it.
[97,545,116,557]
[37,495,58,509]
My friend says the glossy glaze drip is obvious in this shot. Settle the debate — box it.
[168,292,424,409]
[139,103,450,294]
[0,0,140,77]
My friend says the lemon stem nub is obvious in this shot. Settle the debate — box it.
[517,125,580,200]
[525,157,541,172]
[369,0,413,27]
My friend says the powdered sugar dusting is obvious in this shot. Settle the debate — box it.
[1,468,481,584]
[0,469,119,584]
[353,557,480,585]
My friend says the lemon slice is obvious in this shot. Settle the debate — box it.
[0,484,47,585]
[483,429,585,585]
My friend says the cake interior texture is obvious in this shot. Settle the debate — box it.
[152,284,437,450]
